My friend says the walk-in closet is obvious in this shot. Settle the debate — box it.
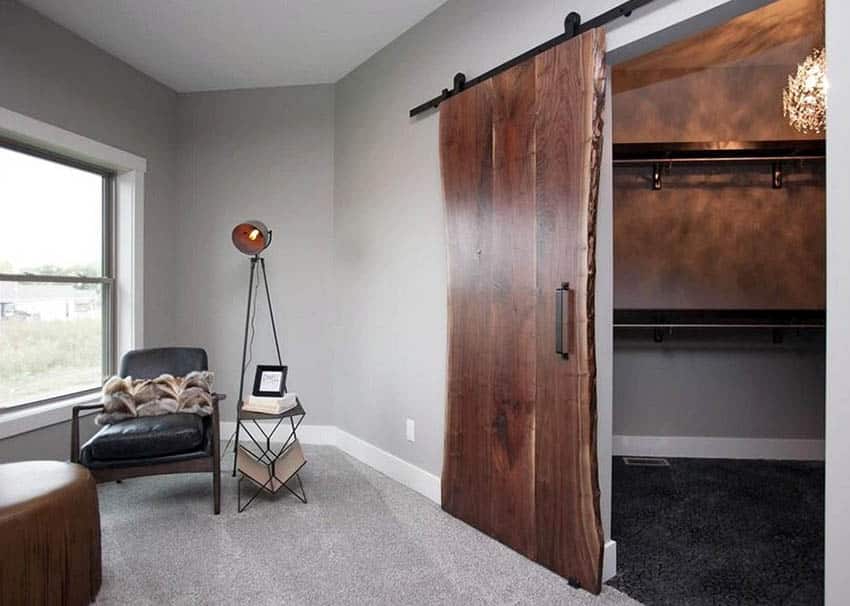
[608,1,826,603]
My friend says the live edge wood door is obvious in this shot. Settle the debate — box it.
[440,29,607,593]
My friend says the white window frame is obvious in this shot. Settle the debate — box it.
[0,106,145,439]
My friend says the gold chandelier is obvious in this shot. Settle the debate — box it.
[783,48,827,134]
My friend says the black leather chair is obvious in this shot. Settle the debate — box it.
[71,347,223,514]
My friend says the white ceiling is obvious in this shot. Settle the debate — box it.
[20,0,448,92]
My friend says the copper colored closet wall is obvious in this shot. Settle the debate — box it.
[439,29,607,593]
[611,0,826,310]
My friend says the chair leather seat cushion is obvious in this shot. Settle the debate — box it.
[82,415,206,461]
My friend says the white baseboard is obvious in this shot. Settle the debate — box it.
[334,427,441,504]
[614,434,825,461]
[220,422,440,504]
[602,540,617,582]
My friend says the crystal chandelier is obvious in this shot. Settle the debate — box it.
[783,48,827,134]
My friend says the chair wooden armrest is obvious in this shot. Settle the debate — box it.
[71,403,104,464]
[211,394,221,428]
[210,393,223,514]
[211,393,224,451]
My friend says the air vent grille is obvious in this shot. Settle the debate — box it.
[623,457,670,467]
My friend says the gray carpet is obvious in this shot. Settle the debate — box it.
[95,445,640,606]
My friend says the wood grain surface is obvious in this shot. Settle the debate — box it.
[439,28,607,594]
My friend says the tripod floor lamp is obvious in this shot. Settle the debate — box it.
[231,220,283,476]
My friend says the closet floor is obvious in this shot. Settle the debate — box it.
[608,456,824,606]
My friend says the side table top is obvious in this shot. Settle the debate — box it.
[237,401,305,420]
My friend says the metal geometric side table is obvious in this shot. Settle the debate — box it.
[235,400,307,512]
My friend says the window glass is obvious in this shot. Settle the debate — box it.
[0,146,103,277]
[0,144,110,409]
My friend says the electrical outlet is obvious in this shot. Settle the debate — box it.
[406,418,415,442]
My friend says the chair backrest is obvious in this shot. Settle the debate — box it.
[119,347,208,379]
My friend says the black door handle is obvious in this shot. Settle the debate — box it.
[556,282,570,359]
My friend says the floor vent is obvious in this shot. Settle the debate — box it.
[623,456,671,467]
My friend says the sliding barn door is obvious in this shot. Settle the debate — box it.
[440,28,607,593]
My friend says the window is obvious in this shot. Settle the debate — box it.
[0,140,114,409]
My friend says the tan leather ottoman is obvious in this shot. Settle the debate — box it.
[0,461,101,606]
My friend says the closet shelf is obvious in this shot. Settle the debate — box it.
[612,140,825,165]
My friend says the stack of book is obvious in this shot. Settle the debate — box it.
[237,439,305,494]
[242,392,298,415]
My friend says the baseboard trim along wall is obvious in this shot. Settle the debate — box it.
[220,422,441,504]
[602,540,617,583]
[334,428,442,504]
[614,435,825,461]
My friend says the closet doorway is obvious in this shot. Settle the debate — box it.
[608,0,826,603]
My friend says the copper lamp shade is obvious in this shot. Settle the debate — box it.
[231,220,271,256]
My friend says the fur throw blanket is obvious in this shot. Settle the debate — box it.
[96,371,215,425]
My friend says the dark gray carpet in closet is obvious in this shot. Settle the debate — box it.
[608,456,824,606]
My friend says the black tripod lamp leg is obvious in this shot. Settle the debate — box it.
[233,258,257,477]
[259,257,283,365]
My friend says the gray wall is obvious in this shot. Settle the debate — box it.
[0,0,179,346]
[0,416,99,464]
[0,4,336,453]
[825,0,850,601]
[0,0,179,461]
[174,85,336,425]
[615,335,825,438]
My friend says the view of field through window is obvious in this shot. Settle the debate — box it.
[0,146,106,408]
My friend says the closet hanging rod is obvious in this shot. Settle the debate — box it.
[408,0,658,117]
[614,323,825,329]
[614,309,825,327]
[614,140,825,162]
[613,154,824,166]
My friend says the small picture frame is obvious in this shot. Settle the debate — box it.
[252,365,288,397]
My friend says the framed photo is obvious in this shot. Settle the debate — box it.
[252,365,288,397]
